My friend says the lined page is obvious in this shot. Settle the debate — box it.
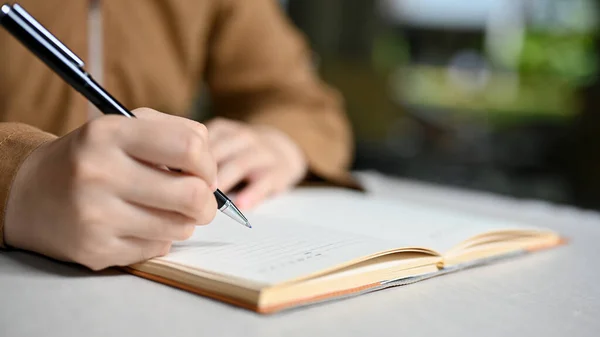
[157,187,541,285]
[249,188,541,252]
[158,214,399,285]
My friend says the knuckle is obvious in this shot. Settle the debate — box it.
[79,117,121,145]
[209,158,218,182]
[182,180,210,218]
[197,196,217,225]
[212,117,226,124]
[210,117,228,128]
[203,152,218,183]
[191,122,208,140]
[130,107,163,120]
[197,208,217,226]
[72,124,120,185]
[132,107,155,115]
[182,129,205,166]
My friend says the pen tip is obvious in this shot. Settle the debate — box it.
[219,199,252,228]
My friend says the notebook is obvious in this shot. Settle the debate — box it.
[123,187,564,314]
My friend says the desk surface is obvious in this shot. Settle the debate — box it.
[2,171,599,337]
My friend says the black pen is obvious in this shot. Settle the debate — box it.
[0,3,251,228]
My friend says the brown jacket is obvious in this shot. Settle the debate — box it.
[0,0,357,248]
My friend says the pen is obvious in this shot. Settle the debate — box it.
[0,3,251,228]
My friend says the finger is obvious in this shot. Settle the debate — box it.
[235,173,276,210]
[133,107,216,146]
[117,109,217,186]
[217,151,273,192]
[112,198,198,241]
[116,158,218,224]
[113,237,172,266]
[205,118,241,143]
[133,108,203,129]
[130,107,166,120]
[210,132,253,163]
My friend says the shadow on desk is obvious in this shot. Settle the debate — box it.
[2,250,121,278]
[3,240,233,278]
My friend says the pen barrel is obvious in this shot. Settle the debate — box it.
[0,5,6,22]
[81,76,135,117]
[0,7,76,86]
[0,4,134,118]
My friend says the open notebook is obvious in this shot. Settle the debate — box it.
[124,187,564,314]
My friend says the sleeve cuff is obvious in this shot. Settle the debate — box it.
[0,123,56,249]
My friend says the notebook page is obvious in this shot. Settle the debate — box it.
[158,214,400,285]
[249,188,541,253]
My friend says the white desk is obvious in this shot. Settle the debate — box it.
[1,171,599,337]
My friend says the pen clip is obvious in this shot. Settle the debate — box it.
[10,3,85,68]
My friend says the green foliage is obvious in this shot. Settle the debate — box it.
[519,32,598,86]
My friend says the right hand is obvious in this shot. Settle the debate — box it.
[4,108,218,270]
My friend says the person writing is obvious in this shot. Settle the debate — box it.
[0,0,357,270]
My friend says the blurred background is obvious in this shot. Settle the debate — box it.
[277,0,600,211]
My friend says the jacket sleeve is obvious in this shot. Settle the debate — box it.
[204,0,359,188]
[0,123,56,248]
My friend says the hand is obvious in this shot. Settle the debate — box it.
[4,108,218,271]
[206,118,308,209]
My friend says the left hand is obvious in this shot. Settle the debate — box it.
[205,118,308,210]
